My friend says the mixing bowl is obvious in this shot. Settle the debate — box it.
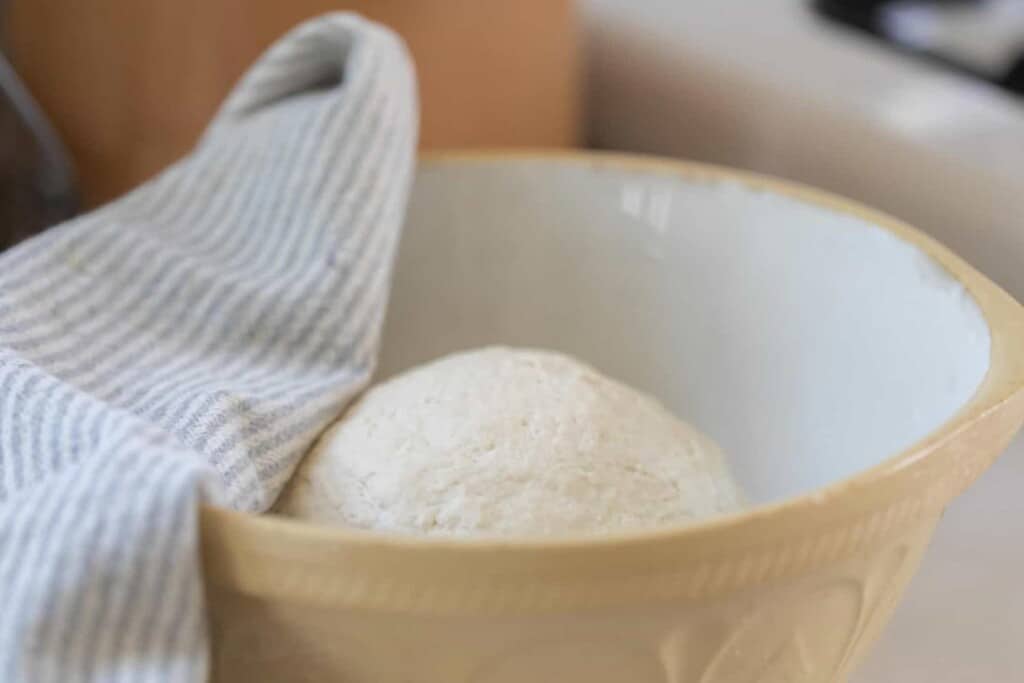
[201,152,1024,682]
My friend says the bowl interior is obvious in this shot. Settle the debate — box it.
[378,156,990,504]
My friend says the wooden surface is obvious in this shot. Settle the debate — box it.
[5,1,580,205]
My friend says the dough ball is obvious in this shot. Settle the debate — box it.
[277,347,744,536]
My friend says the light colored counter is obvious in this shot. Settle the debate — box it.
[585,0,1024,300]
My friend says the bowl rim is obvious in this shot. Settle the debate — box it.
[201,150,1024,607]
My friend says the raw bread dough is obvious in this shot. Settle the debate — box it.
[277,347,744,536]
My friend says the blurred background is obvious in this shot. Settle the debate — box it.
[2,0,581,210]
[1,1,1023,680]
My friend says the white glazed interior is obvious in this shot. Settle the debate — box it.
[378,158,991,504]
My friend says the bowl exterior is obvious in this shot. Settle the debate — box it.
[207,516,938,682]
[205,385,1024,682]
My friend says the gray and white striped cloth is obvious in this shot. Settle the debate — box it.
[0,14,416,681]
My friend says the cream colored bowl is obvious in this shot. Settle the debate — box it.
[201,152,1024,683]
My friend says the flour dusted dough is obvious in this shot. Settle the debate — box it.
[277,347,744,536]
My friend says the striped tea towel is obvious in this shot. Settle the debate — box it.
[0,13,416,681]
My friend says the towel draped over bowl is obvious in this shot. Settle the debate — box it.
[0,13,416,680]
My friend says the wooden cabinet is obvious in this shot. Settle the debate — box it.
[6,1,580,205]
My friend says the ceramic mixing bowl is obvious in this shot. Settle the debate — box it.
[201,152,1024,683]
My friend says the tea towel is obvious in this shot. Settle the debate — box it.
[0,13,416,681]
